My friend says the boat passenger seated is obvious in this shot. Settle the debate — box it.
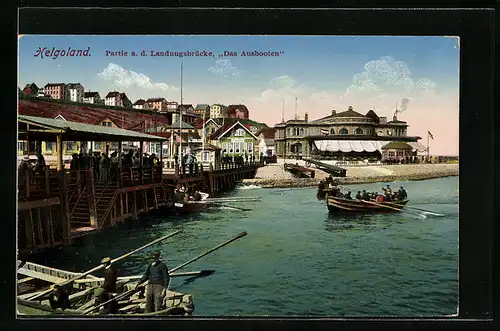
[193,190,202,201]
[361,190,370,201]
[344,191,353,200]
[375,194,384,202]
[397,186,408,200]
[355,191,362,200]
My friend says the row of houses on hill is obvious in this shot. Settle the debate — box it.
[17,98,273,163]
[20,83,250,121]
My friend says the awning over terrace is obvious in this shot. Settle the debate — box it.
[313,140,427,153]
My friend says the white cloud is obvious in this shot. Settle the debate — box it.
[97,63,177,91]
[257,75,308,103]
[208,59,241,77]
[345,56,437,97]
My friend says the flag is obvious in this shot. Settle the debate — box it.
[428,130,434,139]
[321,128,329,135]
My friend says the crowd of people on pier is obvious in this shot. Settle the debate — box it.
[18,150,161,182]
[321,175,408,202]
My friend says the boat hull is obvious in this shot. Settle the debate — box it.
[327,197,409,213]
[173,201,208,213]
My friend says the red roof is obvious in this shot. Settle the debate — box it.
[192,118,212,129]
[146,98,167,102]
[18,99,170,131]
[227,104,248,116]
[256,127,275,139]
[105,91,120,98]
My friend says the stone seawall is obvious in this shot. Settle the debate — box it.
[242,164,459,188]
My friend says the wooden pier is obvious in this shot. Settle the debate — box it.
[17,115,260,257]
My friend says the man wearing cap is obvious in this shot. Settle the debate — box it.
[136,251,170,313]
[94,257,119,314]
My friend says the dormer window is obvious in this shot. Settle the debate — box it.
[235,128,245,137]
[330,128,335,135]
[339,128,348,135]
[355,128,363,135]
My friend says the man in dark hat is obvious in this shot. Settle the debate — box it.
[361,190,370,201]
[355,191,362,200]
[48,284,71,311]
[136,251,170,313]
[344,191,353,200]
[398,186,408,200]
[93,257,119,314]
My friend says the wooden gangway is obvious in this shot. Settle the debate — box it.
[303,157,347,177]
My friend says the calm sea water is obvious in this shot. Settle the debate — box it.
[39,176,459,317]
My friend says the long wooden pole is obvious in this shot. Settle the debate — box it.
[169,231,247,273]
[385,201,443,216]
[84,231,247,314]
[26,230,181,301]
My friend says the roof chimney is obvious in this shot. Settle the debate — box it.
[348,106,353,111]
[305,112,308,123]
[331,110,336,116]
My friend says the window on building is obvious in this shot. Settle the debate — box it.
[102,122,107,126]
[287,128,290,136]
[330,128,335,135]
[107,122,112,127]
[202,151,210,162]
[235,143,240,153]
[300,128,304,135]
[66,141,75,150]
[230,143,234,153]
[45,142,53,151]
[248,142,253,152]
[222,143,228,151]
[17,142,24,152]
[95,142,101,149]
[240,142,245,153]
[355,128,363,135]
[339,128,348,135]
[235,128,245,137]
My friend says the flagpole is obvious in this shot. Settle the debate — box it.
[180,62,183,159]
[202,108,205,163]
[426,131,430,163]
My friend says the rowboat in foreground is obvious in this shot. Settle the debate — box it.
[326,195,409,213]
[17,260,194,316]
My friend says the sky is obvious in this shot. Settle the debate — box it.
[18,35,460,156]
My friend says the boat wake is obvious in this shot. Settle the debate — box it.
[237,184,262,190]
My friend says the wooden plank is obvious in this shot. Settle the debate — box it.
[120,193,124,220]
[153,188,158,209]
[28,210,36,249]
[44,166,50,196]
[48,207,55,246]
[125,192,128,214]
[37,208,44,246]
[17,277,35,284]
[18,267,67,284]
[18,197,60,211]
[144,190,149,212]
[118,183,162,193]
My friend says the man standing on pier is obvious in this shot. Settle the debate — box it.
[136,250,170,312]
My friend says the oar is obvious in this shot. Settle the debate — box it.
[84,232,247,315]
[169,231,247,273]
[209,203,252,211]
[361,200,410,212]
[74,270,216,284]
[386,202,444,216]
[361,200,424,218]
[26,230,181,301]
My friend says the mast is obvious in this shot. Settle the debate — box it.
[281,99,284,123]
[202,106,205,161]
[179,62,183,158]
[294,97,298,120]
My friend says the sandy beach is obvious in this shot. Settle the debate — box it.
[242,160,459,188]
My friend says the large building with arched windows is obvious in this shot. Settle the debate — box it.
[274,106,426,161]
